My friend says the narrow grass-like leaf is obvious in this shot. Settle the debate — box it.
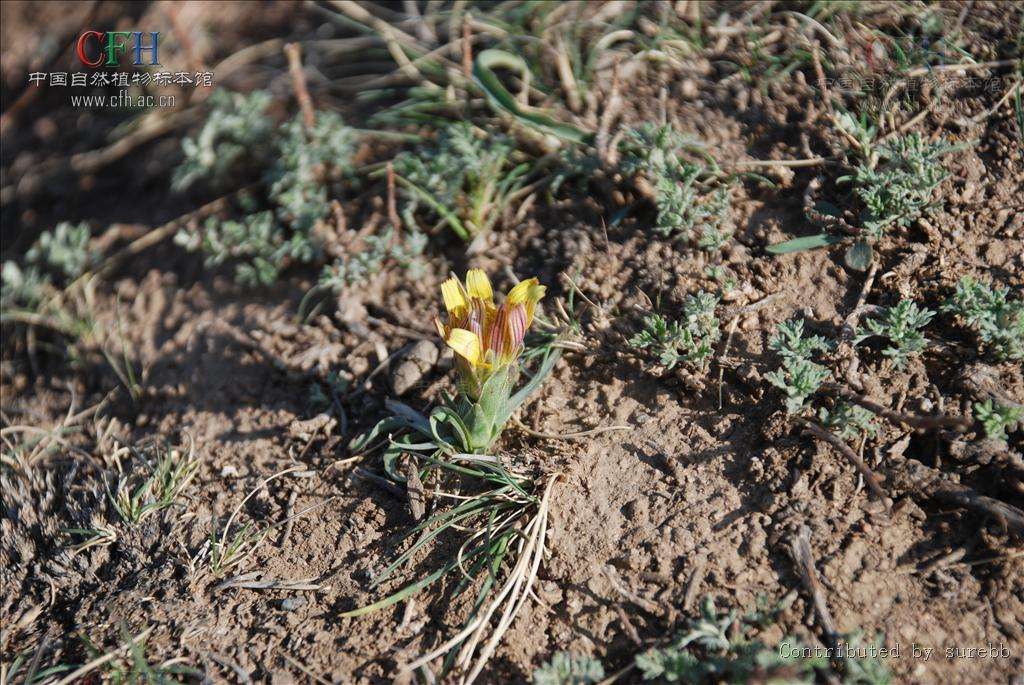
[473,50,593,144]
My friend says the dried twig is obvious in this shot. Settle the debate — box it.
[894,459,1024,537]
[284,43,316,132]
[823,385,973,432]
[800,419,889,504]
[787,526,840,650]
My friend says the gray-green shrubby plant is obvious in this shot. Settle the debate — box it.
[819,402,878,442]
[768,118,961,270]
[769,319,831,361]
[172,90,274,191]
[174,94,358,286]
[974,399,1022,443]
[394,121,528,240]
[26,222,94,279]
[855,299,934,369]
[0,262,48,310]
[765,319,831,414]
[318,227,428,293]
[943,277,1024,361]
[1,222,94,309]
[842,132,956,240]
[621,123,733,251]
[533,652,605,685]
[629,291,721,373]
[839,631,893,685]
[634,596,827,684]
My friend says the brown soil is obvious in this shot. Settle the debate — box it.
[2,2,1023,684]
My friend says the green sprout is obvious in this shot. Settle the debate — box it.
[845,133,957,240]
[819,401,878,442]
[621,124,732,251]
[769,319,831,361]
[765,319,831,414]
[172,89,274,191]
[943,277,1024,361]
[108,442,199,525]
[768,121,963,270]
[634,596,828,684]
[533,652,605,685]
[855,299,935,369]
[974,399,1022,443]
[393,122,529,240]
[629,291,721,373]
[317,227,427,293]
[2,222,94,310]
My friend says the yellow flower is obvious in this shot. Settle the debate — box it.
[435,269,545,397]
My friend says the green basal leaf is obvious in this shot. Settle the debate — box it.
[765,233,845,254]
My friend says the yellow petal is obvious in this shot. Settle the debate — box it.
[445,328,482,366]
[441,277,467,314]
[506,278,539,304]
[507,278,545,326]
[465,269,493,302]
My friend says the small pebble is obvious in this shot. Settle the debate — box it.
[280,597,307,611]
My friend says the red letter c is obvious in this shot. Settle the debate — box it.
[76,30,104,68]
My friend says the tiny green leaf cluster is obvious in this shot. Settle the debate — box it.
[634,596,828,684]
[765,319,831,414]
[973,399,1022,443]
[621,124,732,251]
[843,132,956,239]
[943,277,1024,361]
[629,291,721,373]
[855,299,934,369]
[533,651,605,685]
[394,121,528,240]
[819,401,878,442]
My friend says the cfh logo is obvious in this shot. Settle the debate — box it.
[76,31,161,68]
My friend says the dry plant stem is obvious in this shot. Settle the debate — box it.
[166,2,205,75]
[810,41,834,116]
[596,62,623,165]
[460,477,555,684]
[729,156,829,169]
[897,460,1024,537]
[284,43,317,131]
[2,108,199,205]
[824,385,973,431]
[279,649,332,685]
[933,488,1024,537]
[461,13,473,80]
[969,78,1023,125]
[402,478,556,683]
[683,556,708,612]
[512,418,632,441]
[903,58,1020,79]
[386,162,401,231]
[800,419,889,504]
[787,526,840,652]
[604,565,660,615]
[330,0,441,89]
